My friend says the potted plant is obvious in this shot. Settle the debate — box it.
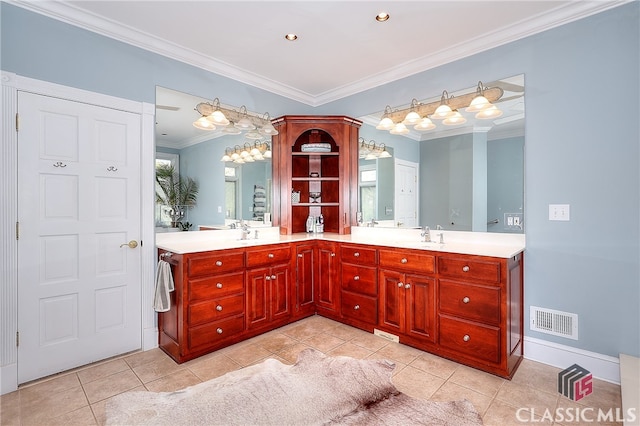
[155,164,199,229]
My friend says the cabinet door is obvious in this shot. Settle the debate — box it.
[246,267,269,329]
[405,273,436,342]
[270,263,291,321]
[316,242,339,312]
[295,244,315,312]
[379,269,404,333]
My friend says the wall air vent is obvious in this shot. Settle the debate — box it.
[530,306,578,340]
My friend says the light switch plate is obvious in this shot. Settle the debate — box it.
[549,204,570,221]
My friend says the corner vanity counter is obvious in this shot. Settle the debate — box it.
[156,227,524,379]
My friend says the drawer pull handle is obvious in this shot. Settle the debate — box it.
[405,283,411,289]
[297,254,303,258]
[268,253,275,258]
[354,304,360,310]
[271,274,277,280]
[462,265,470,272]
[216,328,223,334]
[331,253,336,257]
[216,261,223,267]
[462,296,470,303]
[354,275,360,281]
[463,334,470,342]
[401,258,408,264]
[216,283,223,289]
[354,252,360,257]
[398,282,403,288]
[216,305,223,312]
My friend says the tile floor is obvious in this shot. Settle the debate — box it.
[0,315,623,425]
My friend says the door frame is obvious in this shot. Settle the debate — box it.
[1,71,156,394]
[394,158,420,227]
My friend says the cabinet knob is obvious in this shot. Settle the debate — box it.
[401,258,408,264]
[297,254,303,258]
[216,305,223,312]
[353,275,360,281]
[398,282,403,288]
[216,283,223,289]
[265,275,271,281]
[404,283,411,289]
[463,334,470,342]
[271,274,277,280]
[331,253,336,257]
[268,253,275,258]
[216,260,223,267]
[462,265,470,272]
[354,304,360,310]
[354,252,360,257]
[216,328,223,334]
[462,296,470,304]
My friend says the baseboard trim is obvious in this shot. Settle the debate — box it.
[524,336,620,384]
[143,326,159,352]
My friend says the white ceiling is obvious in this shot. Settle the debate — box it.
[13,0,629,105]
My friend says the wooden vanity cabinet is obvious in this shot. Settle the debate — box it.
[271,116,361,235]
[245,244,292,332]
[339,244,378,329]
[315,240,340,319]
[158,248,246,363]
[436,253,523,378]
[378,248,437,343]
[293,242,317,319]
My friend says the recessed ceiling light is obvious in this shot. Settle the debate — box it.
[375,12,390,22]
[285,33,298,41]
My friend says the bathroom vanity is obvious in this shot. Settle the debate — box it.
[156,228,524,379]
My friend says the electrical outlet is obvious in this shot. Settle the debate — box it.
[549,204,570,221]
[217,206,222,213]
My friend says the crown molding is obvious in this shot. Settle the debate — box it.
[8,0,632,106]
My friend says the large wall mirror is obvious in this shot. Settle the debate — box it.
[358,74,525,233]
[155,87,272,231]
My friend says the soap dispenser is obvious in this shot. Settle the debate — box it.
[306,215,314,233]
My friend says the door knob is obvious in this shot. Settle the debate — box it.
[120,240,138,249]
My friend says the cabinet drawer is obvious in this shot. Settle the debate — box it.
[379,249,435,274]
[341,264,377,296]
[246,245,291,268]
[188,315,245,351]
[341,291,377,324]
[187,251,245,277]
[188,272,244,301]
[439,315,500,363]
[340,245,377,265]
[188,294,245,326]
[439,280,500,325]
[438,256,501,284]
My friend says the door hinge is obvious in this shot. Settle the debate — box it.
[16,222,19,240]
[16,331,19,347]
[16,112,19,132]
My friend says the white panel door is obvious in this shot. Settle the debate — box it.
[17,92,142,383]
[395,160,418,228]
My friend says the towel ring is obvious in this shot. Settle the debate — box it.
[159,252,173,260]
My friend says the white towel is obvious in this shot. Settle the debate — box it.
[154,260,175,312]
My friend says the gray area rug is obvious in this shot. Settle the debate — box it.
[106,348,483,425]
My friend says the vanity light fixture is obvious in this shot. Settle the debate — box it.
[193,99,278,136]
[221,141,272,164]
[375,81,504,135]
[359,137,393,159]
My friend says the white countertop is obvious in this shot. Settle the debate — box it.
[156,227,525,258]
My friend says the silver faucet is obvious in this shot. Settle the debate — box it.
[368,219,378,227]
[437,233,444,244]
[240,222,251,240]
[421,226,431,242]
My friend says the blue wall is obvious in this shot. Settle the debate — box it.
[2,2,638,358]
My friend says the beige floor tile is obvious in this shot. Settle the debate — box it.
[123,348,170,369]
[511,358,562,396]
[276,341,314,363]
[409,352,460,380]
[495,379,559,416]
[186,353,242,381]
[131,355,185,383]
[144,369,203,392]
[349,332,390,351]
[327,341,374,359]
[20,372,81,398]
[448,364,506,397]
[20,385,89,425]
[254,332,299,353]
[372,341,423,365]
[483,398,553,425]
[77,358,131,384]
[323,322,369,341]
[0,390,21,425]
[303,332,346,352]
[391,364,445,400]
[90,385,146,426]
[51,405,98,426]
[82,369,143,404]
[222,342,272,366]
